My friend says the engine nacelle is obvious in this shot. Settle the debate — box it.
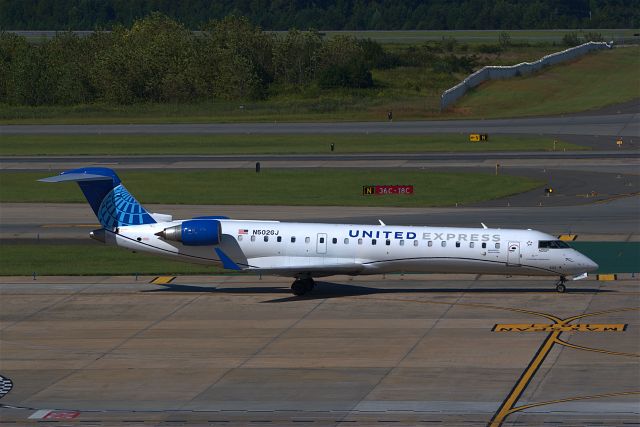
[156,219,222,246]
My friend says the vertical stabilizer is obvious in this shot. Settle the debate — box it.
[39,167,156,229]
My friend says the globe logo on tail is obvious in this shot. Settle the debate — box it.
[97,184,155,229]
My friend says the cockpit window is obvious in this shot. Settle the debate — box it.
[538,240,570,249]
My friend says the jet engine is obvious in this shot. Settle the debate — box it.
[156,219,222,246]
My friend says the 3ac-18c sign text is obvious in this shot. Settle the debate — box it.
[363,185,414,195]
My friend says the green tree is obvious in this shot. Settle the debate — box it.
[272,29,322,86]
[91,13,201,103]
[201,15,274,100]
[317,35,373,88]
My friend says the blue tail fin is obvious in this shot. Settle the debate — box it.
[40,167,156,229]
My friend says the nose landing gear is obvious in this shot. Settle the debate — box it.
[555,276,567,293]
[291,277,315,296]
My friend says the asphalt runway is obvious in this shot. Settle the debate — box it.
[2,112,639,137]
[2,150,639,168]
[0,275,638,426]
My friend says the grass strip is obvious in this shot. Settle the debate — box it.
[0,242,220,276]
[454,46,640,118]
[0,134,584,156]
[1,170,543,207]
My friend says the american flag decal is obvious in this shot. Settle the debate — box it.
[238,229,248,234]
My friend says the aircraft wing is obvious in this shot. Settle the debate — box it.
[247,262,365,277]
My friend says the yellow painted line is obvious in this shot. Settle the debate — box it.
[554,337,640,358]
[597,274,617,281]
[488,331,560,427]
[558,234,577,241]
[507,391,640,415]
[150,276,175,285]
[493,323,626,332]
[362,297,639,427]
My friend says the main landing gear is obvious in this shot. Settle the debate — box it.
[291,277,315,296]
[555,276,567,293]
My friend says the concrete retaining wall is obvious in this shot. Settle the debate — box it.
[440,41,612,111]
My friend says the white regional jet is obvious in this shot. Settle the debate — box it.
[41,167,598,295]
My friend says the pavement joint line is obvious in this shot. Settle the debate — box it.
[54,292,205,395]
[346,291,466,423]
[0,281,95,332]
[490,305,640,426]
[356,295,638,427]
[182,295,330,408]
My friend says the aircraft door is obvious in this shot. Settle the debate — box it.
[507,241,521,266]
[316,233,327,254]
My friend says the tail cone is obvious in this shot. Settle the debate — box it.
[90,228,106,243]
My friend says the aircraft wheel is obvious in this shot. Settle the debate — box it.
[304,278,315,292]
[291,278,315,296]
[556,282,566,293]
[291,280,306,296]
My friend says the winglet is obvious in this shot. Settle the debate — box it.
[481,222,488,229]
[378,219,386,226]
[214,248,241,271]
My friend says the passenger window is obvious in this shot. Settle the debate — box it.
[400,240,405,246]
[291,237,296,243]
[305,237,310,243]
[482,242,486,249]
[441,241,446,247]
[386,239,391,246]
[238,235,243,241]
[277,236,282,242]
[372,239,377,245]
[344,238,349,244]
[332,238,337,244]
[455,242,460,248]
[428,241,433,247]
[251,235,256,242]
[320,237,325,243]
[358,238,363,245]
[495,243,500,249]
[470,242,474,248]
[264,236,269,242]
[413,240,418,247]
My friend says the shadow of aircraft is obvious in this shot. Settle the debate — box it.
[143,280,608,302]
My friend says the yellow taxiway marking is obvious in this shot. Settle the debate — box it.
[488,330,560,427]
[360,296,638,427]
[503,390,640,416]
[597,273,617,281]
[554,337,640,358]
[488,306,639,427]
[558,234,578,241]
[493,323,626,332]
[150,276,176,285]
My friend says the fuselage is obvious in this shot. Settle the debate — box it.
[109,220,598,278]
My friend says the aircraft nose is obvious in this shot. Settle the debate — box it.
[583,256,599,272]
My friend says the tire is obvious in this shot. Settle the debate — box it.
[556,283,566,293]
[291,281,307,296]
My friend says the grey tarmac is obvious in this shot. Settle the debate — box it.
[2,112,639,137]
[0,275,638,426]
